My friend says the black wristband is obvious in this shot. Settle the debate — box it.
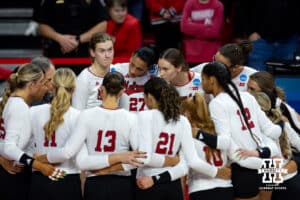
[196,130,217,148]
[19,154,35,168]
[257,147,271,158]
[152,171,171,185]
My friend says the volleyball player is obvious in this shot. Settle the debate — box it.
[29,68,82,200]
[246,92,300,200]
[72,32,114,110]
[248,71,300,134]
[30,56,56,104]
[191,41,257,92]
[136,77,231,200]
[200,62,282,200]
[158,48,203,100]
[112,46,157,112]
[38,71,146,200]
[0,63,64,200]
[181,93,265,200]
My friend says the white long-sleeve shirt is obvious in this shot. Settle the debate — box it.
[231,67,257,92]
[189,138,263,193]
[2,97,31,162]
[285,122,300,151]
[112,63,153,112]
[30,104,80,174]
[269,135,297,182]
[72,68,104,110]
[137,109,218,178]
[72,65,116,110]
[209,92,281,152]
[175,71,204,99]
[47,107,139,177]
[191,63,257,91]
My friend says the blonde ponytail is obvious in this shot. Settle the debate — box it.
[44,68,75,139]
[1,64,43,117]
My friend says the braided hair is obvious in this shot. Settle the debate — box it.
[202,61,260,147]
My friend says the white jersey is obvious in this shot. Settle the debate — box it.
[190,62,208,74]
[209,92,282,152]
[175,71,204,100]
[46,107,139,177]
[189,138,263,193]
[167,153,188,181]
[137,109,218,178]
[2,97,31,162]
[192,64,257,92]
[285,122,300,152]
[30,104,80,174]
[189,139,231,193]
[268,133,297,181]
[72,65,115,110]
[231,67,257,91]
[112,63,153,112]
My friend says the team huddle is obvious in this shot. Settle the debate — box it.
[1,33,300,200]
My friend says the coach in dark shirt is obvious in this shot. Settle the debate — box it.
[34,0,109,58]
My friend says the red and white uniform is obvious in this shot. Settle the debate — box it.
[2,97,31,161]
[189,138,263,193]
[30,104,80,174]
[268,134,297,181]
[137,109,218,178]
[46,107,139,177]
[231,67,257,91]
[72,66,115,110]
[190,62,207,74]
[113,63,153,112]
[285,122,300,151]
[191,64,257,91]
[209,92,282,153]
[175,71,204,100]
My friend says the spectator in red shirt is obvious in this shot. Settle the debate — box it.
[106,0,142,63]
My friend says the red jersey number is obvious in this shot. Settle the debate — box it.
[95,130,116,152]
[44,131,57,147]
[0,118,6,139]
[237,108,255,131]
[129,98,146,111]
[155,132,175,155]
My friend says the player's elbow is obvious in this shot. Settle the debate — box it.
[75,157,88,170]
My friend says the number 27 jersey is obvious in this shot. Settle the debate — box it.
[119,73,152,112]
